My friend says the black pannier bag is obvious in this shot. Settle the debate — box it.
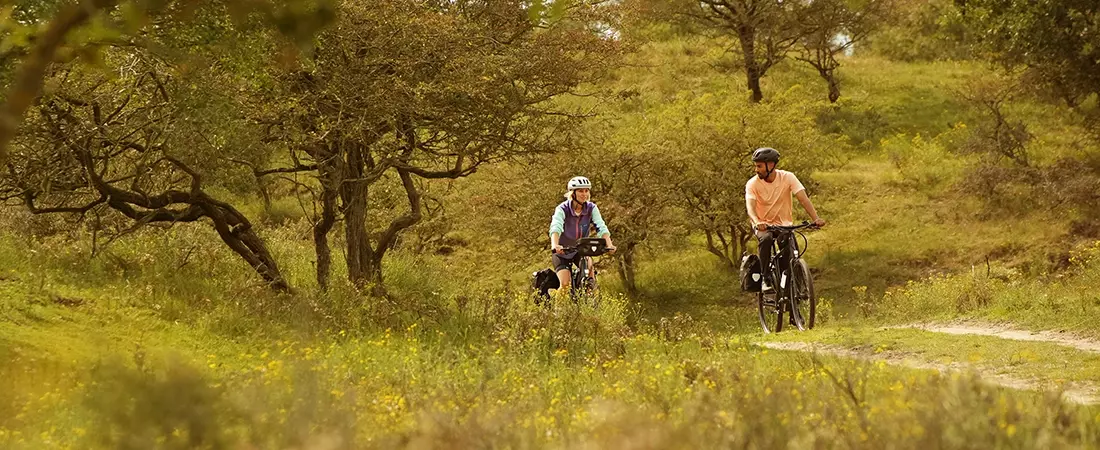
[532,268,560,301]
[739,253,762,292]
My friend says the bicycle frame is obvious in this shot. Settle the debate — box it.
[571,255,595,290]
[550,237,608,304]
[767,231,801,294]
[566,256,600,303]
[758,221,817,333]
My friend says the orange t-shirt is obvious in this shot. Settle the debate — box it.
[745,170,805,226]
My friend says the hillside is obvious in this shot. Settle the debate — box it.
[2,1,1100,448]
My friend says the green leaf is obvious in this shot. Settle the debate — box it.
[527,0,547,24]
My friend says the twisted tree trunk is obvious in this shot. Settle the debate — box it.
[616,242,639,296]
[340,141,373,289]
[313,146,342,291]
[738,25,765,104]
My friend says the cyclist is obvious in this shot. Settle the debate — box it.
[549,176,616,297]
[745,147,826,293]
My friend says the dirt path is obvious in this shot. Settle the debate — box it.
[758,341,1100,405]
[893,321,1100,354]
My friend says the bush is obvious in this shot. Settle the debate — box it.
[815,103,891,150]
[83,357,238,450]
[884,132,966,192]
[873,245,1100,336]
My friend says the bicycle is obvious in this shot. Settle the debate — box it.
[757,221,818,333]
[535,237,610,306]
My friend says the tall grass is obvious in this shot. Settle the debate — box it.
[4,309,1099,449]
[2,219,1099,448]
[871,241,1100,335]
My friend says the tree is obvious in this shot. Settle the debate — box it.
[795,0,892,102]
[254,0,624,294]
[3,49,291,291]
[572,114,684,297]
[862,0,972,62]
[0,0,119,169]
[961,0,1099,123]
[652,91,836,270]
[684,0,809,103]
[591,149,681,296]
[0,0,334,167]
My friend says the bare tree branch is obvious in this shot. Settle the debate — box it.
[0,0,121,163]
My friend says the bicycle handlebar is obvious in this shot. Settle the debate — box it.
[553,237,612,257]
[556,246,612,257]
[765,221,820,232]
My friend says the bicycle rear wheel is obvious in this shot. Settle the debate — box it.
[789,259,817,331]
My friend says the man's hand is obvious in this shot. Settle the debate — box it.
[755,223,768,232]
[813,218,827,228]
[606,245,617,255]
[552,244,564,254]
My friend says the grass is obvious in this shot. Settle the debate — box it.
[806,154,1074,304]
[861,241,1100,337]
[2,217,1100,448]
[2,212,1100,448]
[4,291,1100,448]
[763,326,1100,386]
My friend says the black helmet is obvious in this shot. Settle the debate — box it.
[752,147,780,163]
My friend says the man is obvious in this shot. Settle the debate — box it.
[744,147,826,292]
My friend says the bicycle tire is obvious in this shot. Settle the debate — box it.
[570,258,584,303]
[789,259,817,331]
[581,276,599,307]
[757,289,784,333]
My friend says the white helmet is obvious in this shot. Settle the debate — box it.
[567,176,591,190]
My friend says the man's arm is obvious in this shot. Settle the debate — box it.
[745,197,761,228]
[794,190,826,226]
[745,184,763,231]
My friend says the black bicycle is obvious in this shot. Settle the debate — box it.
[547,237,610,305]
[757,221,818,333]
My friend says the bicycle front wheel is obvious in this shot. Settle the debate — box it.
[572,274,595,305]
[757,291,784,333]
[789,259,817,331]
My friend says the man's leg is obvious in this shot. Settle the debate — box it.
[776,233,792,287]
[757,230,776,290]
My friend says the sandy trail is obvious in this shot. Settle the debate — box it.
[891,321,1100,354]
[758,341,1100,405]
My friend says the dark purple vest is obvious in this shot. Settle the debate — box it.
[558,200,595,247]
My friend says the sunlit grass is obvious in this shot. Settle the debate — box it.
[2,225,1100,448]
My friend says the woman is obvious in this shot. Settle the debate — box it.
[548,176,615,296]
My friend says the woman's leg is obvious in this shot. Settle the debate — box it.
[552,253,574,298]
